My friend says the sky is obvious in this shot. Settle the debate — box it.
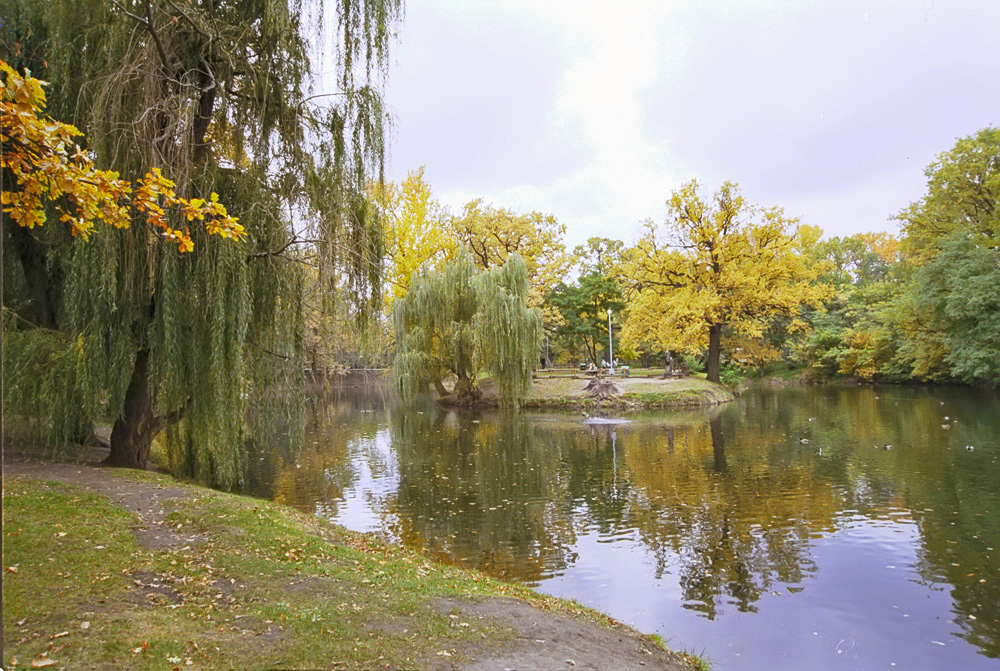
[380,0,1000,250]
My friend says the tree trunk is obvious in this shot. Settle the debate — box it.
[7,221,62,329]
[192,60,217,162]
[105,349,160,469]
[706,324,722,383]
[452,376,481,405]
[432,376,450,398]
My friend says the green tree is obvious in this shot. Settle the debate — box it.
[893,126,1000,384]
[546,239,625,367]
[392,252,540,405]
[620,180,826,383]
[1,0,402,486]
[793,233,903,381]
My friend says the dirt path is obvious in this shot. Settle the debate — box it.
[4,459,206,550]
[3,455,695,670]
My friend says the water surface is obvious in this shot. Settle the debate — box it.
[248,384,1000,670]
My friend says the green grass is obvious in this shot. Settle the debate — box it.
[521,375,735,408]
[3,471,680,670]
[677,648,714,671]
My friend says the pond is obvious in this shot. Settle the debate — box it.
[247,384,1000,670]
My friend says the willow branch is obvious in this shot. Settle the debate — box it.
[162,0,212,40]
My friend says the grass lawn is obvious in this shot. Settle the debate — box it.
[521,373,736,408]
[2,467,699,670]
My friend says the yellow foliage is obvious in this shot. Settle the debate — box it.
[838,329,883,381]
[724,334,782,368]
[0,60,242,252]
[451,199,569,308]
[856,231,901,266]
[620,180,829,356]
[373,171,570,317]
[372,167,456,311]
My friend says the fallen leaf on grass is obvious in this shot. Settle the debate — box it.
[31,657,57,667]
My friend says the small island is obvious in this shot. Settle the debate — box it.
[493,371,736,409]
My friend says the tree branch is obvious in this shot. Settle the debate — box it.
[110,0,174,75]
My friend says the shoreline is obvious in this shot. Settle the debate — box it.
[519,373,737,409]
[2,451,703,670]
[307,367,737,409]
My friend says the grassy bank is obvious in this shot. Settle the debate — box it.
[2,467,698,670]
[520,374,736,409]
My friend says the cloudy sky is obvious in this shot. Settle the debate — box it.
[382,1,1000,249]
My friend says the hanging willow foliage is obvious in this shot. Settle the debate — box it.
[1,0,401,488]
[392,250,478,401]
[475,254,542,404]
[392,251,540,406]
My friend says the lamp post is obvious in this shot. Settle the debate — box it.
[608,309,614,378]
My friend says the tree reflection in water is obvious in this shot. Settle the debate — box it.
[247,384,1000,659]
[389,408,578,583]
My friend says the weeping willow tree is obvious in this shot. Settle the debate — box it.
[1,0,401,488]
[475,253,541,402]
[392,251,540,406]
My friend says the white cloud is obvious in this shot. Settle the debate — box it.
[384,0,1000,249]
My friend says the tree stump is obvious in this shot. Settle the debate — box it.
[583,376,623,401]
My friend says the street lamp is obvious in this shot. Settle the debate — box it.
[608,309,614,378]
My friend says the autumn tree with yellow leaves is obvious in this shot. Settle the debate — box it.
[372,167,455,308]
[1,61,242,250]
[620,180,827,383]
[451,198,570,308]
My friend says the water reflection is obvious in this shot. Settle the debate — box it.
[389,409,579,581]
[247,384,1000,668]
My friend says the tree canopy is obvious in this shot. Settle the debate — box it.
[2,0,402,487]
[392,252,540,405]
[620,180,827,383]
[451,198,569,307]
[546,238,625,367]
[793,232,902,380]
[372,166,454,309]
[893,127,1000,383]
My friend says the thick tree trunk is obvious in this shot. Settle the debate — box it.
[105,349,161,469]
[7,221,61,329]
[452,376,481,405]
[432,377,451,398]
[706,324,722,383]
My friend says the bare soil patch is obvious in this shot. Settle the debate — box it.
[434,597,692,671]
